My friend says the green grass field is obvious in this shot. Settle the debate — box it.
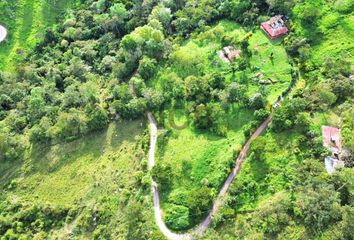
[1,120,169,239]
[6,120,145,206]
[156,105,255,228]
[0,0,78,70]
[309,14,354,65]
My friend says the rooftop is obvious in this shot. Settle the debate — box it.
[261,15,288,39]
[322,126,341,150]
[219,46,241,63]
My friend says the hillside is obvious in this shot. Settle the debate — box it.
[0,0,353,240]
[0,0,79,70]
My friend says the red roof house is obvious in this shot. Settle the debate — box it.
[261,15,288,39]
[227,49,241,61]
[322,126,341,150]
[218,46,241,63]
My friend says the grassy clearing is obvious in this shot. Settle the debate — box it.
[157,105,255,227]
[247,30,293,103]
[154,20,292,105]
[312,14,354,65]
[0,0,77,70]
[6,120,145,206]
[1,120,162,239]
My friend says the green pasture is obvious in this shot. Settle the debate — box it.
[6,120,145,206]
[0,0,77,70]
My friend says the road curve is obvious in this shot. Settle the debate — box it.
[0,25,7,42]
[148,112,192,240]
[147,111,271,240]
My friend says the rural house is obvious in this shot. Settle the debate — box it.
[322,126,345,173]
[218,46,241,63]
[261,15,289,39]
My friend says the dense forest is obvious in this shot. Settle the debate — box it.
[0,0,353,239]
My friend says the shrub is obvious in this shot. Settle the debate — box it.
[165,204,190,230]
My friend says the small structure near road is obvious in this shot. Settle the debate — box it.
[0,25,7,43]
[218,46,241,63]
[325,156,345,174]
[322,126,345,173]
[322,126,341,154]
[261,15,289,39]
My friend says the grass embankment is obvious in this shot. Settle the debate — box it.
[200,129,305,239]
[0,0,78,70]
[7,120,144,205]
[1,120,163,239]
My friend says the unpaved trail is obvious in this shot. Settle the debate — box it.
[147,62,297,239]
[148,112,192,240]
[148,112,271,240]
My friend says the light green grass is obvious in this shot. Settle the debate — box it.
[247,30,293,103]
[7,120,145,206]
[0,0,77,70]
[312,14,354,65]
[154,20,292,105]
[158,106,254,220]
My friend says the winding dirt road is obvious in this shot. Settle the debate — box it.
[148,112,192,240]
[148,112,272,240]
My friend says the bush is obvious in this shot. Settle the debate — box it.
[165,204,190,230]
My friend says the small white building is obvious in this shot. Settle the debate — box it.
[325,156,345,174]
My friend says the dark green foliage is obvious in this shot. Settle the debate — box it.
[0,201,69,238]
[248,93,266,110]
[272,98,307,131]
[165,204,190,230]
[294,185,341,232]
[172,0,220,36]
[191,103,228,136]
[187,186,213,224]
[151,163,173,191]
[138,57,158,81]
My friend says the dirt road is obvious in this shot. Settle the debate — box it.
[148,112,192,240]
[147,111,271,240]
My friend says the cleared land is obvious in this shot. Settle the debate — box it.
[0,0,77,70]
[0,120,164,239]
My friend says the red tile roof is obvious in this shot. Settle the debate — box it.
[261,16,288,39]
[227,50,241,61]
[322,126,341,150]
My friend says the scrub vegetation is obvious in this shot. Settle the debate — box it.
[0,0,353,239]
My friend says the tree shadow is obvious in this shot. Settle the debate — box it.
[249,155,270,182]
